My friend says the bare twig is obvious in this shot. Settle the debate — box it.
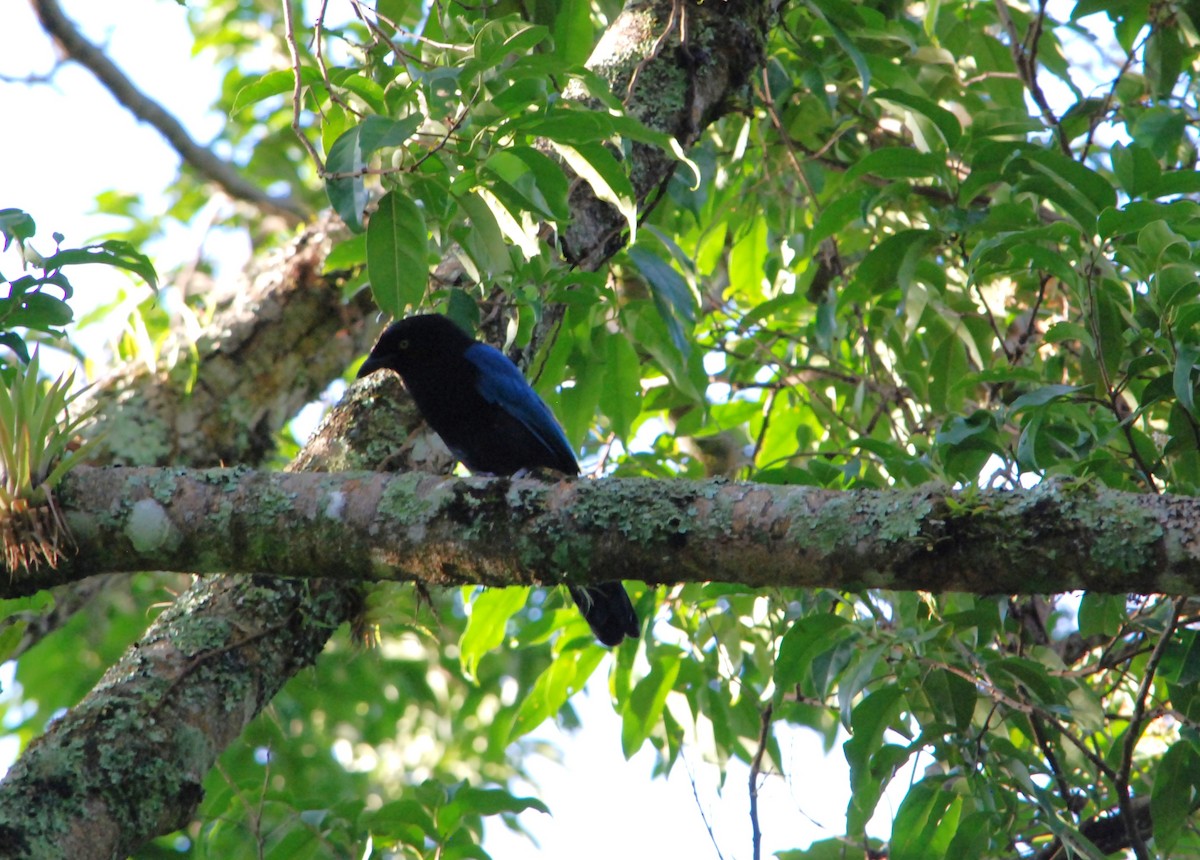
[992,0,1069,155]
[30,0,309,223]
[281,0,328,174]
[1114,596,1183,860]
[748,703,773,860]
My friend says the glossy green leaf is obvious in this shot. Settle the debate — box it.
[873,88,962,148]
[325,114,424,232]
[366,190,428,318]
[1151,741,1200,853]
[627,245,695,358]
[621,650,681,756]
[459,587,530,680]
[550,141,637,243]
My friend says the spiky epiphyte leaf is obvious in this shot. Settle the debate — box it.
[0,352,97,572]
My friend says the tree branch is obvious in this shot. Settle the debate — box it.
[9,415,1200,600]
[29,0,310,223]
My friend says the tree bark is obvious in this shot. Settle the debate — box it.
[10,451,1199,600]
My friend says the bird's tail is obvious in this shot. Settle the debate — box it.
[568,582,639,647]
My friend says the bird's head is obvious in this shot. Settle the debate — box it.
[357,313,475,379]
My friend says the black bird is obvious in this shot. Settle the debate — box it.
[357,313,639,646]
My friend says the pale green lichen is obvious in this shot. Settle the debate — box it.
[126,498,180,554]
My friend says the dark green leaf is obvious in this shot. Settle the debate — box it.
[627,245,696,358]
[845,147,946,181]
[1151,741,1200,853]
[325,115,424,232]
[42,241,158,290]
[0,208,35,251]
[873,88,963,147]
[366,190,429,318]
[230,68,320,114]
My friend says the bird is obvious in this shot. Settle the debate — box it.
[357,313,639,647]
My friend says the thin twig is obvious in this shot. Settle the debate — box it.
[748,702,773,860]
[1114,596,1183,860]
[313,0,360,119]
[993,0,1069,155]
[281,0,327,174]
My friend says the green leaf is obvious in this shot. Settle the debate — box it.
[325,114,424,232]
[845,147,946,181]
[806,0,871,93]
[42,241,158,290]
[1146,169,1200,199]
[1077,593,1126,637]
[459,587,529,680]
[550,141,638,243]
[323,234,367,273]
[1110,142,1161,197]
[0,208,35,251]
[848,229,942,301]
[0,333,30,364]
[1152,741,1200,853]
[1174,344,1200,417]
[481,148,569,223]
[450,786,549,818]
[889,781,963,859]
[333,72,389,115]
[810,189,869,246]
[366,191,428,318]
[510,644,606,740]
[230,68,320,114]
[363,799,438,842]
[843,686,904,835]
[621,649,682,756]
[1098,201,1200,239]
[627,245,695,358]
[776,614,853,692]
[551,0,593,64]
[1006,148,1116,229]
[598,333,641,442]
[873,88,963,148]
[1007,384,1081,413]
[14,293,73,329]
[455,191,514,280]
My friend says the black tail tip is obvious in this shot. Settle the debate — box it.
[568,583,639,647]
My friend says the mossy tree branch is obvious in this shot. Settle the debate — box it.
[10,378,1200,600]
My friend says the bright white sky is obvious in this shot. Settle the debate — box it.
[0,2,944,857]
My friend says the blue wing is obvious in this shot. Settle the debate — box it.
[464,343,577,469]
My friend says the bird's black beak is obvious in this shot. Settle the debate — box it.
[356,356,383,379]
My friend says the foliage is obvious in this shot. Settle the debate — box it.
[0,206,157,373]
[7,0,1200,858]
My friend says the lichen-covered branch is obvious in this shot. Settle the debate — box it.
[14,407,1200,599]
[88,212,381,469]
